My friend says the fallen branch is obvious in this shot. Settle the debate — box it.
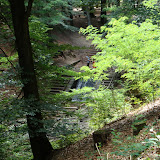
[95,143,104,160]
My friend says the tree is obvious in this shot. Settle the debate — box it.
[32,0,76,30]
[75,0,100,25]
[81,15,160,106]
[101,0,107,25]
[8,0,53,159]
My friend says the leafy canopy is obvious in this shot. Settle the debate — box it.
[80,17,160,102]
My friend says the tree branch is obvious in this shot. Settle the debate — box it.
[0,12,13,33]
[16,88,23,99]
[26,0,34,18]
[0,47,16,70]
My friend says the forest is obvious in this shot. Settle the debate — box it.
[1,0,160,159]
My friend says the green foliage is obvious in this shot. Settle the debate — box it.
[61,82,130,130]
[0,8,82,160]
[85,88,130,129]
[0,0,14,44]
[0,124,32,160]
[0,125,7,159]
[32,0,77,30]
[106,129,149,158]
[143,0,158,9]
[105,0,160,25]
[80,17,160,104]
[29,16,79,100]
[0,54,18,69]
[143,127,160,149]
[112,138,150,157]
[75,0,100,8]
[2,0,160,158]
[51,132,86,149]
[0,96,31,159]
[91,118,160,159]
[109,125,160,159]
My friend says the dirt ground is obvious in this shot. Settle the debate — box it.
[52,18,99,71]
[53,99,160,160]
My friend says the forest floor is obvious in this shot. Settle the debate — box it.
[52,13,100,71]
[53,99,160,160]
[52,13,160,160]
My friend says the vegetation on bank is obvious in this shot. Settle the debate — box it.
[1,0,160,159]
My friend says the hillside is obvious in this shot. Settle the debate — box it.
[1,7,160,160]
[50,18,160,160]
[53,99,160,160]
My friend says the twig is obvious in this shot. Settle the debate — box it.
[95,143,104,160]
[107,153,109,160]
[0,12,13,33]
[0,47,16,70]
[16,89,23,99]
[130,155,132,160]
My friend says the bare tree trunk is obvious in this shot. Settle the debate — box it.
[86,11,92,25]
[68,1,73,26]
[8,0,53,159]
[82,6,91,26]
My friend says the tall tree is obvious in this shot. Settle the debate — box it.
[77,0,99,25]
[8,0,53,159]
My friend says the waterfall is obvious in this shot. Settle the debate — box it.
[76,79,95,89]
[72,79,95,102]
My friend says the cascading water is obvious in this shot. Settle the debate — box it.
[72,78,95,102]
[70,57,99,130]
[72,56,98,101]
[77,78,95,89]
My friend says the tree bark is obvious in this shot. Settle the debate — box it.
[82,6,92,26]
[86,11,92,26]
[8,0,53,159]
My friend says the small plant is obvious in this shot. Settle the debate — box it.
[142,127,160,159]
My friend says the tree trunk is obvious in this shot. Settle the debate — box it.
[8,0,53,159]
[82,6,91,26]
[86,11,92,25]
[70,14,73,26]
[116,0,120,6]
[101,0,107,25]
[89,7,95,18]
[68,1,73,26]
